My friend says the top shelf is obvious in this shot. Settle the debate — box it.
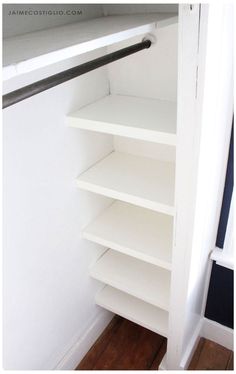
[3,13,177,80]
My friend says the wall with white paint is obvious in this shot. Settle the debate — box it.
[3,48,114,370]
[3,4,103,38]
[102,4,178,16]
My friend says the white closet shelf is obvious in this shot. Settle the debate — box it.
[90,249,170,310]
[96,285,169,337]
[3,13,177,80]
[77,152,175,215]
[67,95,177,145]
[83,201,173,270]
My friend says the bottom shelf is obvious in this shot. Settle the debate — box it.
[96,285,169,338]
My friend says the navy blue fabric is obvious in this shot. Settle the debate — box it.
[205,261,234,328]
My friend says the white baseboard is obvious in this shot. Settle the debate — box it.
[201,317,234,351]
[54,309,114,370]
[179,318,203,370]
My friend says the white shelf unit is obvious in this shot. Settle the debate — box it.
[77,151,175,215]
[3,13,177,80]
[83,200,173,270]
[90,249,171,311]
[67,94,177,146]
[96,285,169,337]
[66,9,178,362]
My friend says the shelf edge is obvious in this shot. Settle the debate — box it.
[96,286,169,337]
[77,179,175,216]
[3,22,155,81]
[83,231,172,271]
[67,117,177,146]
[90,268,170,311]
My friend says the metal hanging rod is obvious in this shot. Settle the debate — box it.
[3,39,151,109]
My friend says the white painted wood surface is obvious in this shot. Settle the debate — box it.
[67,95,177,145]
[3,13,177,80]
[77,152,175,215]
[210,248,234,270]
[96,285,169,337]
[166,4,203,369]
[90,249,171,310]
[83,201,173,270]
[167,3,234,370]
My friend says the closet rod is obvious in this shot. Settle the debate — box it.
[3,39,151,109]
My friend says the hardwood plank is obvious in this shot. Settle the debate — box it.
[76,315,123,370]
[93,318,164,370]
[93,318,139,370]
[150,339,167,370]
[115,324,164,370]
[188,337,205,370]
[189,339,232,370]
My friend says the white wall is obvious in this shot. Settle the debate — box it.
[102,4,178,16]
[3,4,103,38]
[3,48,114,370]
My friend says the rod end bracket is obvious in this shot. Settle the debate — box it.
[142,33,157,46]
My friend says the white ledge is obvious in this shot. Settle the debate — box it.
[3,13,177,81]
[210,247,234,270]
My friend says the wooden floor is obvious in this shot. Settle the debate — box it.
[76,316,233,370]
[188,337,233,370]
